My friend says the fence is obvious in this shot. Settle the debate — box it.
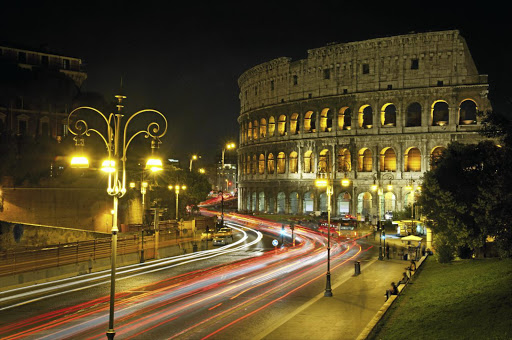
[0,229,199,277]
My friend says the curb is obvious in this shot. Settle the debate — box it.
[356,254,429,340]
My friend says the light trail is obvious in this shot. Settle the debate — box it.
[0,214,373,340]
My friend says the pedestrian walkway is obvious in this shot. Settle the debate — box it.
[258,258,406,340]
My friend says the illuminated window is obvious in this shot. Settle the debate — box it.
[268,116,276,136]
[260,118,267,138]
[358,149,372,172]
[405,148,421,172]
[277,152,286,174]
[258,154,265,174]
[253,120,259,140]
[267,153,275,174]
[318,149,330,173]
[304,150,314,173]
[278,115,287,136]
[380,148,396,171]
[290,113,299,134]
[289,152,298,173]
[304,111,315,133]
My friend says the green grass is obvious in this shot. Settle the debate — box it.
[369,258,512,340]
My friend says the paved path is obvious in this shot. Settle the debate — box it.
[257,258,407,340]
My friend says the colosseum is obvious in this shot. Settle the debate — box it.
[237,30,490,221]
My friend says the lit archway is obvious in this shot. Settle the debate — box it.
[381,103,397,126]
[405,147,421,172]
[380,147,396,172]
[431,101,449,126]
[289,151,298,173]
[277,152,286,174]
[267,153,275,174]
[459,99,478,125]
[358,148,373,172]
[303,191,314,213]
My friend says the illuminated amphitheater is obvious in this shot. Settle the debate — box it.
[237,30,490,220]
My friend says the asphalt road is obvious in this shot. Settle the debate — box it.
[0,217,377,340]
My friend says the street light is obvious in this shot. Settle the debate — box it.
[199,168,206,174]
[315,163,333,297]
[189,154,198,172]
[170,184,187,220]
[372,173,394,260]
[221,142,236,191]
[68,93,167,340]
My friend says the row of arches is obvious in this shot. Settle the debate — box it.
[241,189,420,216]
[241,146,446,175]
[240,99,478,144]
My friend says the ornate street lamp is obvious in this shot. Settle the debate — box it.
[372,172,394,260]
[68,93,167,340]
[315,157,333,297]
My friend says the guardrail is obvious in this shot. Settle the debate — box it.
[0,230,200,277]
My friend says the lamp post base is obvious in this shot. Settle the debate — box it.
[324,272,333,297]
[106,329,116,339]
[379,246,383,260]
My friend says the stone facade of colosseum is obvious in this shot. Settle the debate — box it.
[237,30,490,221]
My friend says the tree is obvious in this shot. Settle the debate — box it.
[419,111,512,259]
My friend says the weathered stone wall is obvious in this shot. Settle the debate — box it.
[0,188,142,233]
[0,221,110,250]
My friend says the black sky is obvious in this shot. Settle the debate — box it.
[1,1,510,163]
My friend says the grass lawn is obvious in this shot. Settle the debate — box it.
[369,258,512,340]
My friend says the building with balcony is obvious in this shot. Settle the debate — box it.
[237,30,490,220]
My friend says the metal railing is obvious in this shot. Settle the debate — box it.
[0,230,198,277]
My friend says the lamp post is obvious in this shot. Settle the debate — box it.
[170,184,187,220]
[221,142,236,191]
[372,172,394,260]
[68,94,167,340]
[189,154,198,172]
[315,160,333,297]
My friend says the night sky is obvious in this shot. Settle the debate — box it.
[1,1,510,163]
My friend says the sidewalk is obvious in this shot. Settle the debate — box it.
[258,258,406,340]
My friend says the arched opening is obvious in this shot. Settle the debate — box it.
[358,148,373,172]
[278,115,287,136]
[251,192,257,211]
[357,192,372,218]
[318,149,331,173]
[248,122,253,140]
[432,101,449,126]
[430,146,446,170]
[246,192,251,211]
[259,192,265,212]
[289,151,298,173]
[338,107,351,130]
[319,192,327,212]
[381,103,397,126]
[405,147,421,172]
[268,195,275,213]
[258,154,265,174]
[337,148,351,172]
[277,192,286,214]
[267,153,275,174]
[268,116,276,136]
[303,191,314,213]
[384,192,396,215]
[380,147,396,172]
[290,192,299,214]
[260,118,267,138]
[252,155,257,174]
[277,152,286,174]
[359,105,373,128]
[337,192,351,215]
[406,102,422,127]
[253,120,259,140]
[246,155,251,174]
[290,113,299,134]
[304,150,314,173]
[459,99,478,124]
[320,108,333,132]
[304,111,316,133]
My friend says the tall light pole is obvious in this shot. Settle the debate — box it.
[372,172,394,261]
[68,93,167,340]
[315,155,333,297]
[189,154,198,172]
[221,142,236,191]
[170,184,187,220]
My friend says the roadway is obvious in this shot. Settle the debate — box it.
[0,215,377,340]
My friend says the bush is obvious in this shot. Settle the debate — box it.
[434,235,455,263]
